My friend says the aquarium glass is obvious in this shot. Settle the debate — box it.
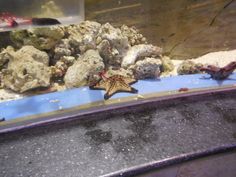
[0,0,84,30]
[0,0,236,126]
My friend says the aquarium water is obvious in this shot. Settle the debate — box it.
[0,0,235,109]
[0,0,84,31]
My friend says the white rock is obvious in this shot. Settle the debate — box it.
[170,50,236,76]
[97,23,130,66]
[190,50,236,67]
[121,44,162,68]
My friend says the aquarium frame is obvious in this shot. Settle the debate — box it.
[1,85,236,177]
[104,145,236,177]
[0,85,236,135]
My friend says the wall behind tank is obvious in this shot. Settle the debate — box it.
[85,0,236,59]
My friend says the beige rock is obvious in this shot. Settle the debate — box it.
[129,57,162,79]
[0,46,15,68]
[17,45,49,65]
[121,25,147,46]
[51,56,76,78]
[106,67,134,78]
[1,46,51,93]
[10,26,65,50]
[67,21,101,53]
[53,39,73,63]
[97,23,130,67]
[64,50,105,88]
[161,56,175,73]
[177,60,203,75]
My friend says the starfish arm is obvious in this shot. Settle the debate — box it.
[221,71,234,78]
[92,75,139,100]
[123,77,137,84]
[130,87,138,93]
[104,81,120,99]
[104,93,112,100]
[117,86,138,94]
[104,81,138,100]
[224,61,236,72]
[89,79,107,90]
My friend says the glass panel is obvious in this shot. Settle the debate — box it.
[0,0,235,126]
[0,0,84,30]
[86,0,236,59]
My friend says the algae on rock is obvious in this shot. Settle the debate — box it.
[10,26,65,50]
[161,56,174,73]
[177,60,203,75]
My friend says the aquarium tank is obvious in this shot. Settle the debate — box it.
[0,0,236,129]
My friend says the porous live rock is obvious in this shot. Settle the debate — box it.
[129,57,162,79]
[64,50,105,88]
[17,45,49,65]
[121,44,162,68]
[67,21,102,54]
[9,30,28,48]
[10,26,65,50]
[120,25,147,46]
[105,67,134,78]
[53,39,74,64]
[0,46,15,68]
[1,46,51,93]
[161,56,174,73]
[97,23,130,66]
[51,56,76,77]
[177,60,203,75]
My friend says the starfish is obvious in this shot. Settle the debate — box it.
[89,74,138,100]
[200,61,236,80]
